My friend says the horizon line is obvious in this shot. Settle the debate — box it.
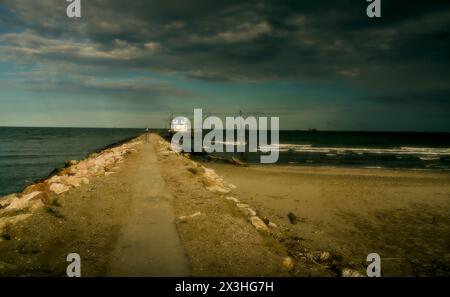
[0,126,449,134]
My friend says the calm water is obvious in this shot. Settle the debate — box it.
[0,127,143,196]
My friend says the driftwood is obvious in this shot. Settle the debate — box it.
[230,156,248,166]
[207,155,248,166]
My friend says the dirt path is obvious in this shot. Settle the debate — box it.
[107,142,189,276]
[0,137,190,276]
[0,135,289,276]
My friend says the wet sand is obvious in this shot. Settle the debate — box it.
[205,164,450,276]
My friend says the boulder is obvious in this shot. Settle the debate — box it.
[240,207,257,217]
[225,196,240,203]
[250,216,270,233]
[4,196,28,210]
[22,183,47,195]
[49,183,70,195]
[65,160,79,167]
[268,222,278,228]
[22,191,45,202]
[46,175,67,184]
[206,185,230,194]
[0,194,16,209]
[203,168,221,182]
[74,169,89,178]
[5,192,44,211]
[64,176,83,187]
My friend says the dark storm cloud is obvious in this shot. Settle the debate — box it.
[1,0,450,92]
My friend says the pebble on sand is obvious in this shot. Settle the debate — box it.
[319,251,332,263]
[282,257,295,272]
[341,268,365,277]
[178,212,202,222]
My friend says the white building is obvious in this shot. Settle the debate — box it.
[171,117,189,132]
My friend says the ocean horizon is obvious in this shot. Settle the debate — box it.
[1,127,450,197]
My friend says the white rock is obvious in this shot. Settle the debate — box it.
[22,191,44,202]
[246,208,257,216]
[49,183,70,195]
[268,222,278,228]
[203,168,221,182]
[240,207,257,217]
[6,197,29,210]
[250,216,270,233]
[5,191,44,211]
[237,203,249,208]
[46,175,66,184]
[75,169,89,178]
[64,176,82,187]
[206,185,230,194]
[178,212,202,222]
[225,196,240,203]
[0,194,16,209]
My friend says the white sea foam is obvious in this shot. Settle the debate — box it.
[257,144,450,156]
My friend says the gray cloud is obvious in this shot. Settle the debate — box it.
[1,0,449,96]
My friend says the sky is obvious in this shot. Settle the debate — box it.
[0,0,449,131]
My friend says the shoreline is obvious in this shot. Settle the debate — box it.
[0,135,144,233]
[0,134,448,276]
[205,161,450,276]
[222,163,450,176]
[0,133,146,200]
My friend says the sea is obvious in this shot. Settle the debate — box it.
[1,128,450,197]
[0,127,143,197]
[199,130,450,171]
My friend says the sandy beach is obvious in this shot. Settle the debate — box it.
[0,134,449,276]
[206,164,450,276]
